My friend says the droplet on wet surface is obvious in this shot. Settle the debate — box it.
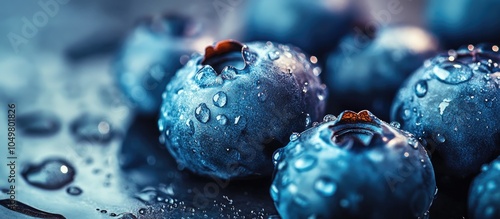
[216,114,228,125]
[323,114,336,122]
[185,119,195,135]
[195,66,218,88]
[17,111,61,136]
[66,186,83,196]
[195,103,210,123]
[289,132,300,142]
[22,158,75,190]
[70,115,114,144]
[433,62,472,84]
[268,50,280,61]
[293,155,316,171]
[390,121,401,129]
[314,177,337,197]
[213,91,227,107]
[414,80,428,98]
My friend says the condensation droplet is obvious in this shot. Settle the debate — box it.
[66,186,82,196]
[433,62,473,84]
[258,91,267,102]
[216,114,228,125]
[195,103,210,123]
[314,177,337,196]
[414,80,428,98]
[267,50,280,61]
[186,119,195,135]
[390,121,401,129]
[22,159,75,190]
[323,114,337,122]
[289,132,300,142]
[294,155,316,171]
[434,133,446,143]
[213,91,227,107]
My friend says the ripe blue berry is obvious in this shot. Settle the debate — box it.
[469,156,500,219]
[158,40,327,179]
[391,44,500,177]
[271,110,436,219]
[325,26,438,120]
[114,14,205,114]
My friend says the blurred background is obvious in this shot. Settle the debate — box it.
[0,0,498,218]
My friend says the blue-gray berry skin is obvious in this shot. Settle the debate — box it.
[114,14,202,114]
[325,26,438,121]
[158,40,327,179]
[271,110,436,219]
[391,44,500,178]
[469,157,500,219]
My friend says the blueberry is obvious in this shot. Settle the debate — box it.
[469,156,500,219]
[271,110,436,219]
[426,0,500,48]
[391,44,500,178]
[158,40,327,179]
[223,0,355,57]
[325,26,438,121]
[114,14,207,114]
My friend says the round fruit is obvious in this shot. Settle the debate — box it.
[271,110,436,219]
[158,40,327,179]
[325,26,438,121]
[114,14,208,114]
[391,44,500,177]
[469,156,500,219]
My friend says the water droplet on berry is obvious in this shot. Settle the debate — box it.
[257,91,267,102]
[408,138,419,150]
[390,121,401,129]
[18,111,61,136]
[216,114,228,125]
[267,51,280,61]
[323,114,336,122]
[213,91,227,107]
[433,62,472,84]
[195,103,210,123]
[66,186,82,195]
[270,184,279,201]
[221,67,237,80]
[243,49,257,64]
[186,119,195,134]
[273,149,283,165]
[414,80,428,97]
[305,114,311,128]
[314,177,337,196]
[434,133,446,143]
[313,67,322,76]
[294,155,316,171]
[289,132,300,142]
[22,158,75,190]
[195,66,218,87]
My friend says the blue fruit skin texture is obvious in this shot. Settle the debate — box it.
[114,15,198,114]
[469,157,500,219]
[271,110,436,219]
[326,26,438,121]
[391,44,500,178]
[243,0,354,56]
[158,40,327,179]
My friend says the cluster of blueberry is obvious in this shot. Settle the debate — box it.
[114,1,500,218]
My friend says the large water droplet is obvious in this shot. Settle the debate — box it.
[213,91,227,107]
[22,158,75,190]
[70,115,114,144]
[216,114,228,125]
[294,155,316,171]
[267,50,280,61]
[17,111,61,136]
[433,62,472,84]
[195,66,218,88]
[194,103,210,123]
[314,177,337,197]
[414,80,428,98]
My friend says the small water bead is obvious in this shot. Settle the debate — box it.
[390,121,401,129]
[305,114,311,127]
[22,158,75,190]
[221,67,237,80]
[289,132,300,141]
[195,103,210,123]
[314,177,337,197]
[293,154,316,171]
[268,50,280,61]
[213,91,227,107]
[216,114,228,125]
[257,91,267,102]
[186,119,195,134]
[414,80,428,98]
[408,138,419,150]
[432,62,473,84]
[66,186,82,196]
[323,114,336,122]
